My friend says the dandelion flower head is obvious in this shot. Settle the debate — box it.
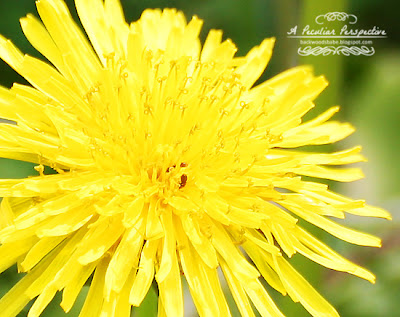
[0,0,391,316]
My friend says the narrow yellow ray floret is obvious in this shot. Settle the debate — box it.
[0,0,391,316]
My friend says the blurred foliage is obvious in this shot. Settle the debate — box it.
[345,54,400,202]
[0,0,399,316]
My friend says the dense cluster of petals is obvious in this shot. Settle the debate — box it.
[0,0,390,316]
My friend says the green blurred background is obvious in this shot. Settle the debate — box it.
[0,0,399,316]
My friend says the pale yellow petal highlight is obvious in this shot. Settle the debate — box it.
[61,262,97,312]
[180,212,219,268]
[220,258,256,317]
[274,256,340,317]
[25,229,87,299]
[79,256,109,317]
[112,269,136,317]
[20,14,67,75]
[145,198,164,240]
[0,236,37,274]
[294,227,376,283]
[235,38,275,89]
[244,279,285,317]
[156,209,175,283]
[75,0,117,65]
[280,198,382,247]
[176,219,231,316]
[278,121,355,148]
[28,285,58,317]
[302,189,392,219]
[129,239,159,306]
[288,165,364,182]
[122,196,145,227]
[104,217,144,297]
[21,236,65,271]
[0,249,54,316]
[156,225,183,317]
[243,241,286,295]
[271,146,366,166]
[36,0,101,89]
[77,216,125,265]
[0,34,24,70]
[157,296,167,317]
[211,221,260,283]
[0,197,14,229]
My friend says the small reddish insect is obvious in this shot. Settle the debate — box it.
[179,174,188,188]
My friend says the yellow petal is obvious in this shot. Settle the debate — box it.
[104,217,144,297]
[155,209,175,283]
[129,239,159,306]
[280,199,382,247]
[235,38,275,89]
[274,256,339,317]
[211,221,259,283]
[0,197,15,228]
[79,256,109,317]
[0,236,37,274]
[20,14,67,75]
[288,165,364,182]
[157,234,183,317]
[145,198,164,240]
[243,241,286,295]
[180,212,218,268]
[122,196,145,227]
[21,236,65,271]
[35,0,101,88]
[0,250,53,316]
[176,220,231,316]
[244,278,284,317]
[294,226,376,283]
[220,258,256,317]
[77,216,124,265]
[28,284,57,317]
[75,0,116,65]
[61,261,97,312]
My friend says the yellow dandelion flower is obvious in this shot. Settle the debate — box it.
[0,0,391,316]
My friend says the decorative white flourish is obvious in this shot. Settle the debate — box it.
[298,46,375,56]
[315,12,357,24]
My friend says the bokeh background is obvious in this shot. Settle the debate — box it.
[0,0,399,316]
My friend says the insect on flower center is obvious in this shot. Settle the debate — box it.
[165,162,189,190]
